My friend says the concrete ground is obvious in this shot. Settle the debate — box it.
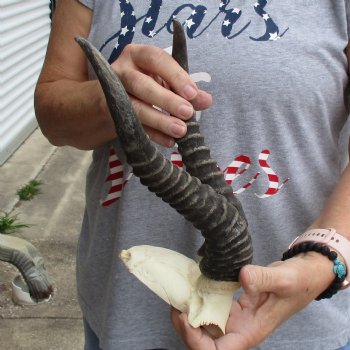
[0,129,92,349]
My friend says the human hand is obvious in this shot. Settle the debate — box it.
[171,253,335,350]
[110,44,212,147]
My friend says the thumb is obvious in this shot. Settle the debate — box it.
[240,264,285,296]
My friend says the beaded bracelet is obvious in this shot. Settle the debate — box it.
[281,242,347,300]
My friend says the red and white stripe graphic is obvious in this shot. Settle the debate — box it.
[101,147,131,206]
[255,150,289,199]
[100,148,289,206]
[171,151,183,168]
[234,172,261,195]
[224,155,252,184]
[223,155,260,194]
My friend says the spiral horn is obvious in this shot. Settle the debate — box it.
[75,23,252,281]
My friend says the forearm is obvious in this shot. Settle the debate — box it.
[34,0,113,150]
[310,40,350,240]
[294,163,350,294]
[35,78,115,150]
[310,163,350,239]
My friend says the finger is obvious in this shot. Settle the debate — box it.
[131,98,187,138]
[146,74,213,111]
[239,264,289,296]
[152,73,212,111]
[121,68,195,120]
[191,90,213,111]
[215,333,251,350]
[170,308,183,334]
[171,309,216,350]
[143,125,175,148]
[129,44,199,101]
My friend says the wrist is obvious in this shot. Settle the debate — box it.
[288,228,349,289]
[282,229,349,300]
[292,251,335,292]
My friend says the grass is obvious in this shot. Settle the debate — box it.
[0,179,41,234]
[0,212,30,235]
[16,179,42,201]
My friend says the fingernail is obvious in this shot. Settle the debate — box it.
[170,123,186,137]
[178,104,193,118]
[183,85,197,100]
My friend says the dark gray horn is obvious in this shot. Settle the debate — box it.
[75,30,253,281]
[172,21,246,215]
[172,20,189,73]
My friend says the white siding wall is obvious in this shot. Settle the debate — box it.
[0,0,51,165]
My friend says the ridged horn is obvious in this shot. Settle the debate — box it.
[0,234,53,300]
[75,28,253,281]
[172,21,246,213]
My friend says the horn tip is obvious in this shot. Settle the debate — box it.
[74,36,85,45]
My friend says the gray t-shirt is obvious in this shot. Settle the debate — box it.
[77,1,350,349]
